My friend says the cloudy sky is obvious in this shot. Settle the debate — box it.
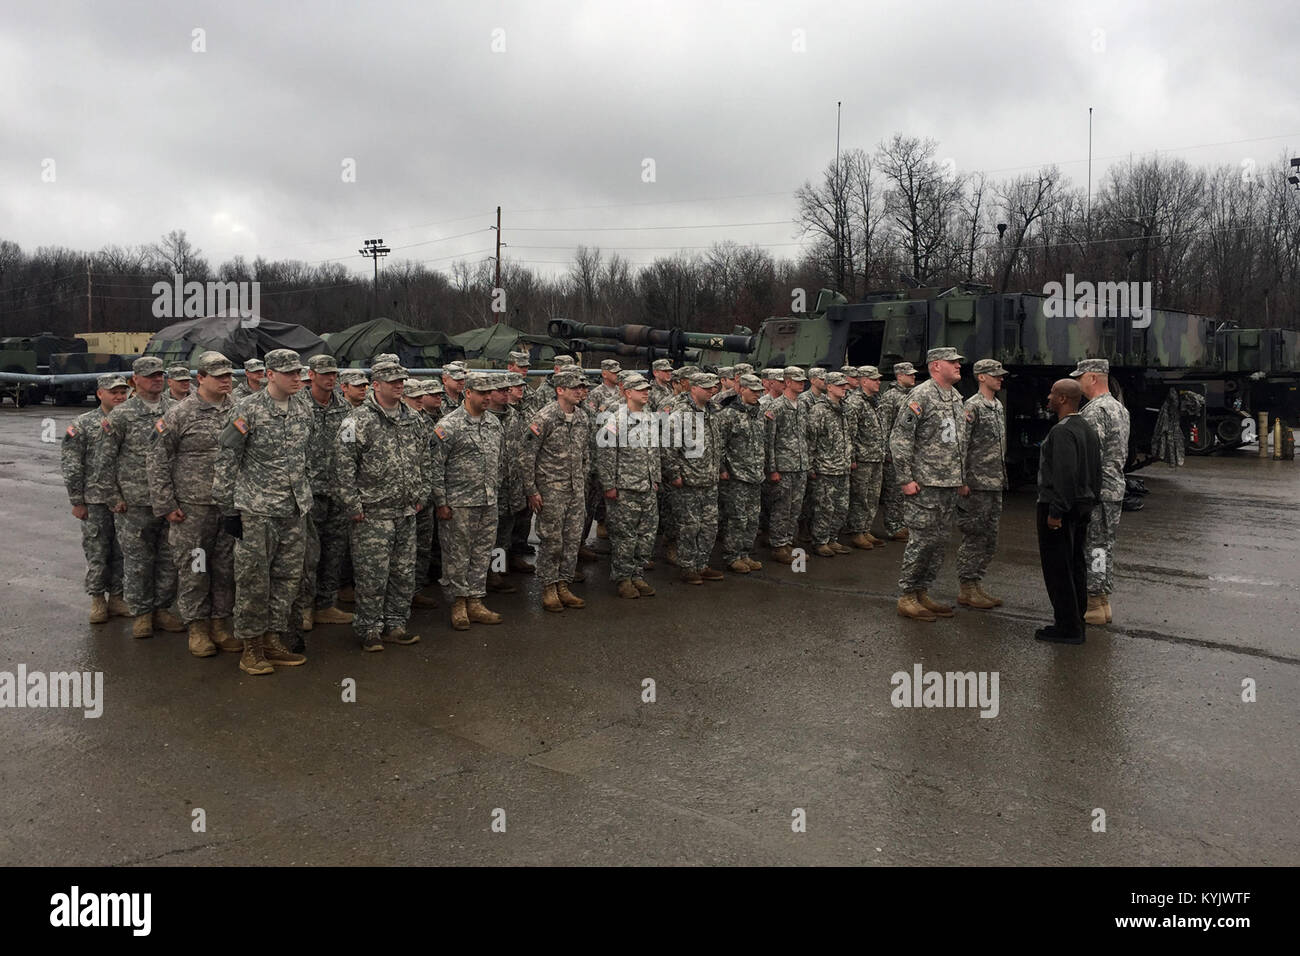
[3,0,1296,278]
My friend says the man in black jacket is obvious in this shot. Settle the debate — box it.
[1036,378,1103,644]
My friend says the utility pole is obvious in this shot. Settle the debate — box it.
[358,238,390,318]
[86,258,92,332]
[835,101,843,294]
[1086,107,1093,244]
[494,206,502,291]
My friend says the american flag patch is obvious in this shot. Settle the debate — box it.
[908,401,922,416]
[65,425,77,438]
[233,417,249,435]
[434,425,447,440]
[101,418,112,433]
[965,410,975,423]
[764,409,776,421]
[529,422,542,437]
[154,418,166,433]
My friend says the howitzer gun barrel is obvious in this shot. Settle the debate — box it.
[548,320,755,356]
[569,339,701,364]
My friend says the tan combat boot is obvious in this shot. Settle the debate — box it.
[187,619,217,658]
[699,567,724,581]
[771,546,794,565]
[830,541,852,554]
[617,579,641,599]
[1103,595,1113,623]
[466,597,502,624]
[958,581,996,610]
[1084,594,1107,625]
[850,533,874,550]
[262,632,306,666]
[107,593,131,617]
[728,559,751,574]
[897,592,937,621]
[210,618,242,652]
[890,529,909,541]
[132,613,153,639]
[411,589,439,608]
[154,608,185,632]
[301,607,314,631]
[814,544,836,557]
[541,585,564,613]
[382,624,421,644]
[556,582,585,608]
[918,591,955,617]
[679,569,703,585]
[336,586,356,603]
[451,597,471,630]
[239,637,274,676]
[486,571,517,594]
[975,583,1003,607]
[632,578,656,596]
[744,557,763,571]
[866,532,886,546]
[664,541,680,566]
[314,604,355,624]
[509,554,535,574]
[89,594,109,624]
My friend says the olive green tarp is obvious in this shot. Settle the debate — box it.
[324,317,462,368]
[145,315,327,367]
[450,323,565,366]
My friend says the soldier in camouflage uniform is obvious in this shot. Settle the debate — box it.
[286,353,356,646]
[583,359,623,545]
[429,372,504,630]
[231,358,265,401]
[211,349,312,674]
[956,359,1010,611]
[62,373,132,623]
[148,351,243,657]
[508,351,541,423]
[339,368,368,408]
[486,373,524,594]
[844,365,886,549]
[502,371,537,573]
[334,361,432,649]
[401,378,440,607]
[879,361,917,541]
[1075,358,1131,624]
[103,356,182,638]
[594,374,659,598]
[890,348,967,622]
[764,366,810,564]
[756,368,785,545]
[807,372,853,556]
[534,354,573,408]
[648,358,674,412]
[440,362,467,412]
[663,372,723,584]
[166,364,191,402]
[521,369,589,612]
[716,373,766,573]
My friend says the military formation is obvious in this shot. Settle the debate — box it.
[62,346,1132,672]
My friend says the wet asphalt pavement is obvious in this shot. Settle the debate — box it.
[0,405,1296,866]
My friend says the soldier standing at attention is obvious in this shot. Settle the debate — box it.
[755,368,784,547]
[521,369,589,612]
[291,353,356,644]
[231,358,265,401]
[879,361,917,541]
[148,351,242,657]
[956,359,1010,611]
[764,366,810,565]
[339,369,368,408]
[891,348,967,622]
[663,372,723,585]
[595,373,660,598]
[844,366,886,549]
[439,362,466,412]
[648,358,674,411]
[716,373,766,574]
[398,379,439,610]
[103,356,183,639]
[507,351,539,421]
[334,361,432,649]
[502,371,536,574]
[428,372,504,631]
[1074,358,1131,625]
[62,373,132,623]
[807,371,853,556]
[485,374,523,595]
[211,349,311,674]
[166,365,191,402]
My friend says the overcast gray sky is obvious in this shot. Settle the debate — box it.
[3,0,1296,277]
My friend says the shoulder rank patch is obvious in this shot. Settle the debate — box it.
[232,416,249,435]
[433,425,447,441]
[65,425,78,438]
[529,421,542,437]
[908,400,922,416]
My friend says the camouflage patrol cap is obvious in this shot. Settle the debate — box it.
[717,366,735,378]
[737,373,762,391]
[857,365,882,380]
[508,350,531,367]
[926,347,964,363]
[441,365,467,381]
[672,365,699,381]
[370,361,408,382]
[425,377,445,394]
[371,353,398,366]
[132,356,165,377]
[403,378,428,397]
[338,369,368,386]
[308,354,339,374]
[97,373,129,390]
[734,363,754,376]
[244,358,266,373]
[651,358,674,372]
[972,359,1010,377]
[553,354,575,366]
[783,366,807,382]
[808,366,827,381]
[166,364,191,381]
[552,370,584,388]
[825,371,849,387]
[762,368,784,381]
[892,362,917,376]
[264,349,304,373]
[502,372,525,387]
[840,365,859,377]
[196,351,233,376]
[600,359,621,372]
[617,369,639,385]
[298,367,311,381]
[1070,358,1109,377]
[690,372,720,388]
[623,373,651,391]
[465,371,496,392]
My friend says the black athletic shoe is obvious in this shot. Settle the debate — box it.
[1035,625,1084,645]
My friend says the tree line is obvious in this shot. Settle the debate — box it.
[2,135,1297,343]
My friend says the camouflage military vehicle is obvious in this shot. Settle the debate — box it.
[48,352,139,405]
[0,333,88,406]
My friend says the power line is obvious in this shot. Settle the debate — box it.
[508,219,793,233]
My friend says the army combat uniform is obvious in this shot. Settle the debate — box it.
[845,370,886,545]
[878,372,914,537]
[61,392,125,606]
[956,377,1008,604]
[594,395,661,588]
[890,358,966,611]
[807,383,852,550]
[716,383,766,569]
[662,385,722,576]
[521,380,590,591]
[293,369,353,620]
[1079,369,1131,603]
[764,371,810,556]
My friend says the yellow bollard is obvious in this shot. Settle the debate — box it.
[1257,411,1269,457]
